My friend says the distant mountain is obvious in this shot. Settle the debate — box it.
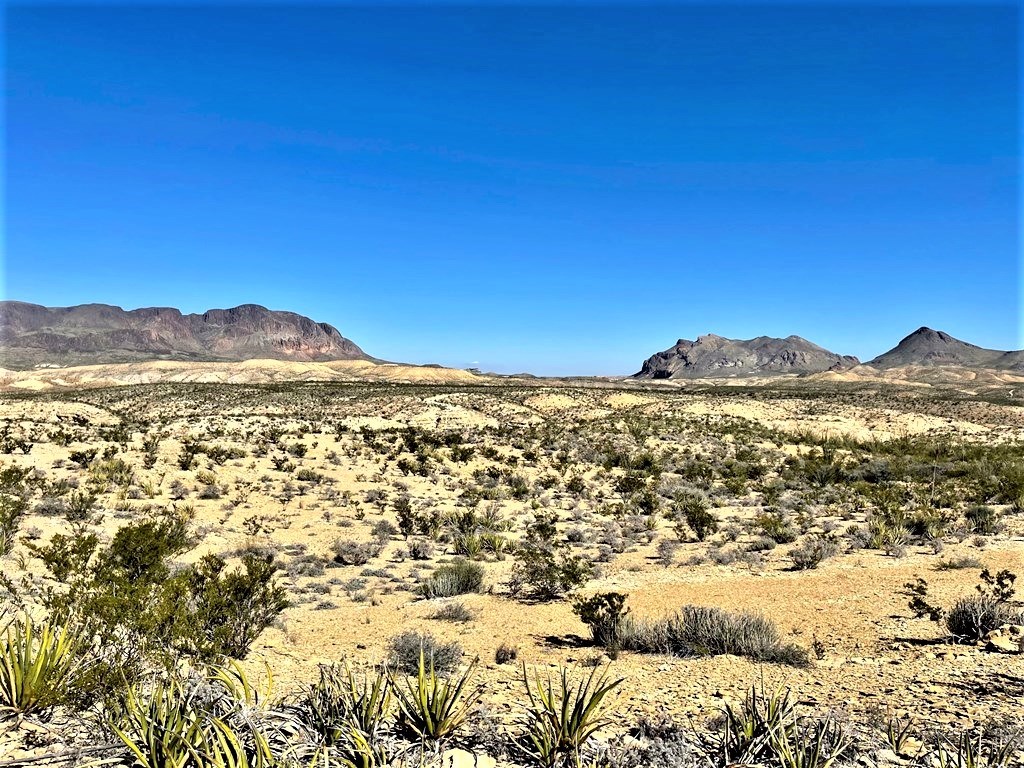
[0,301,368,369]
[634,334,859,379]
[867,327,1024,371]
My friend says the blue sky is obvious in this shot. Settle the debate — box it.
[4,2,1019,374]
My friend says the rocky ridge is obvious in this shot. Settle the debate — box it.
[0,301,368,369]
[634,333,859,379]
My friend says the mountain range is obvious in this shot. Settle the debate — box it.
[634,334,859,379]
[634,327,1024,380]
[0,301,367,369]
[0,301,1020,381]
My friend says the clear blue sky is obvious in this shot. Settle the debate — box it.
[4,2,1019,374]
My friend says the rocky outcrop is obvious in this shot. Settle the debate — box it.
[0,301,368,369]
[634,334,858,379]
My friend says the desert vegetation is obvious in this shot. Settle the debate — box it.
[0,380,1022,766]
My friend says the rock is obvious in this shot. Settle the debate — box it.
[439,748,497,768]
[985,624,1023,654]
[875,748,903,765]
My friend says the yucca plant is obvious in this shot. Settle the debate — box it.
[884,716,917,755]
[112,673,274,768]
[520,664,623,768]
[295,662,391,745]
[718,684,797,764]
[931,728,1023,768]
[0,613,85,716]
[391,650,480,743]
[770,716,851,768]
[112,679,209,768]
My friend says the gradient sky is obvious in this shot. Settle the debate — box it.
[4,2,1019,375]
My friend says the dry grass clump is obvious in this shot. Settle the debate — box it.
[618,605,810,667]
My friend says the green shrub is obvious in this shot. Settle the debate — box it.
[573,592,629,650]
[754,510,798,544]
[185,553,290,660]
[27,508,285,668]
[0,465,30,556]
[508,513,591,601]
[670,491,718,542]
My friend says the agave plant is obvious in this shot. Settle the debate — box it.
[0,613,85,716]
[520,664,623,768]
[391,649,480,743]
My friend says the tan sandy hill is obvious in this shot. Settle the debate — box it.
[0,358,485,391]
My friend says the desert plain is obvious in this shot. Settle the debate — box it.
[1,364,1022,767]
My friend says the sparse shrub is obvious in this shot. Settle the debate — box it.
[197,483,222,500]
[407,538,435,560]
[936,555,983,571]
[619,605,809,667]
[389,631,463,677]
[430,601,475,622]
[371,519,399,541]
[656,538,679,566]
[495,643,518,664]
[946,570,1019,643]
[420,559,484,599]
[789,534,840,570]
[906,570,1021,645]
[746,536,777,553]
[332,538,384,566]
[844,524,871,550]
